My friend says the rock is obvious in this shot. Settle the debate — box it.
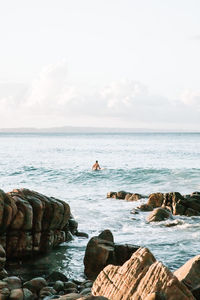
[144,293,166,300]
[46,271,68,283]
[0,188,75,258]
[84,234,115,280]
[57,293,81,299]
[174,254,200,291]
[23,288,34,300]
[146,208,172,222]
[130,208,139,214]
[0,269,8,280]
[138,204,153,211]
[23,277,47,294]
[92,247,195,300]
[79,297,109,300]
[53,280,65,292]
[116,191,127,199]
[114,244,139,265]
[75,232,89,238]
[0,245,6,269]
[98,229,114,242]
[84,230,139,280]
[127,193,142,201]
[185,208,200,217]
[64,282,78,290]
[3,276,21,290]
[147,193,164,208]
[0,287,10,299]
[106,192,117,198]
[9,288,23,300]
[39,286,57,298]
[79,287,91,295]
[124,193,132,201]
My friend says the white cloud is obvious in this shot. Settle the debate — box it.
[0,61,200,130]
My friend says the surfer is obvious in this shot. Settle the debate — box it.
[92,160,101,170]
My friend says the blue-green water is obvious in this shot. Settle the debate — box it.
[1,132,200,279]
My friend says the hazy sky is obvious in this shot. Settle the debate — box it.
[0,0,200,129]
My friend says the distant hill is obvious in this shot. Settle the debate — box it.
[0,126,199,133]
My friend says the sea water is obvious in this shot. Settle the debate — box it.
[1,132,200,280]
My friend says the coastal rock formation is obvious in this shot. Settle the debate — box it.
[174,254,200,295]
[146,207,172,222]
[0,188,77,258]
[84,230,139,280]
[142,191,200,217]
[107,191,144,201]
[92,247,195,300]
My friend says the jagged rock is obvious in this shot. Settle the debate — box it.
[116,191,127,199]
[84,230,139,280]
[174,254,200,292]
[0,188,76,258]
[92,247,195,300]
[147,193,164,208]
[127,193,142,201]
[146,208,172,222]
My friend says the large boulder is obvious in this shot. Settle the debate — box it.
[146,208,172,222]
[84,230,139,280]
[0,188,76,258]
[92,247,195,300]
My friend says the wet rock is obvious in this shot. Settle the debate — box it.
[23,277,47,294]
[127,193,142,201]
[75,232,89,238]
[84,232,115,280]
[138,203,153,211]
[106,192,117,198]
[146,208,172,222]
[0,244,6,269]
[147,193,164,208]
[79,287,91,295]
[46,271,68,283]
[116,191,127,199]
[0,268,8,280]
[124,193,132,201]
[84,230,139,280]
[53,281,65,292]
[92,247,195,300]
[0,188,75,258]
[130,208,139,214]
[64,288,78,294]
[185,208,200,217]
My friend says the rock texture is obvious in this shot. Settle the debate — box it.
[0,188,77,258]
[174,254,200,293]
[107,191,144,201]
[145,191,200,217]
[92,247,195,300]
[146,207,172,222]
[84,230,139,280]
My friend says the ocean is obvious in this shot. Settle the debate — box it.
[1,132,200,280]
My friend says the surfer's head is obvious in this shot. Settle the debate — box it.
[96,160,98,163]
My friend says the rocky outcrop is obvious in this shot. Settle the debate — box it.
[0,188,77,258]
[84,230,139,280]
[174,254,200,296]
[107,191,144,201]
[92,247,195,300]
[146,207,172,222]
[145,191,200,217]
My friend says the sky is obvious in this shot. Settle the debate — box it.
[0,0,200,130]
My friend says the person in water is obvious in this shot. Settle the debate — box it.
[92,160,101,170]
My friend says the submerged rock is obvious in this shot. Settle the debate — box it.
[92,247,195,300]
